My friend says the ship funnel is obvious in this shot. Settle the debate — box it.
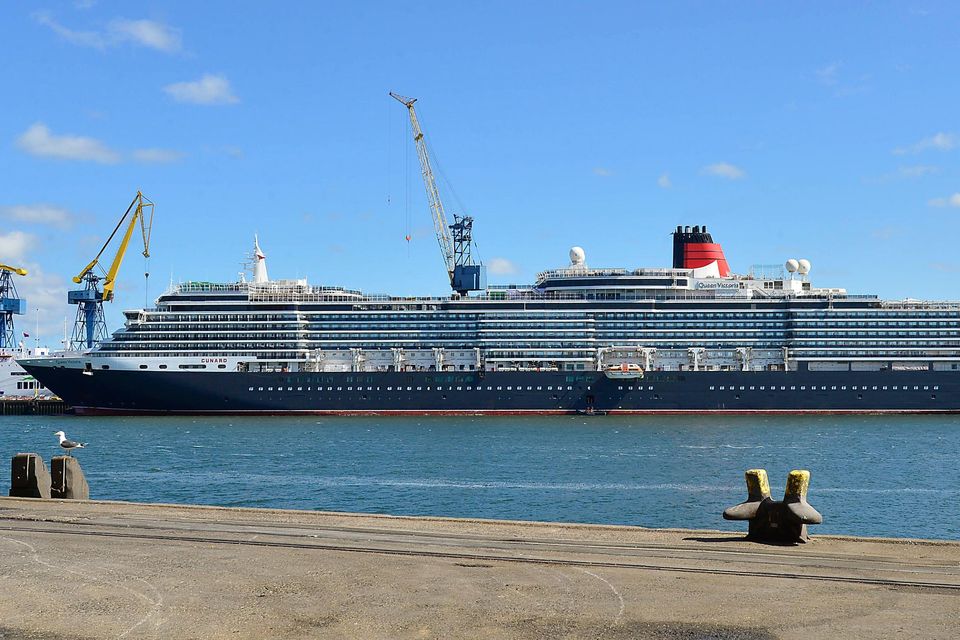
[253,235,269,283]
[672,225,731,277]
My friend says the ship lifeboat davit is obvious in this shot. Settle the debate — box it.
[603,363,645,379]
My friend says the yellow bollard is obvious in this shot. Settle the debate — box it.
[784,470,810,501]
[723,469,822,543]
[745,468,771,502]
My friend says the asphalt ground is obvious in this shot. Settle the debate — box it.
[0,498,958,639]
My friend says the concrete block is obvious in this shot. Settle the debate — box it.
[9,453,51,499]
[50,456,90,500]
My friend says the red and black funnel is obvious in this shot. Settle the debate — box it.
[672,225,730,277]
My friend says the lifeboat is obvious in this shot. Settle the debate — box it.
[603,362,644,379]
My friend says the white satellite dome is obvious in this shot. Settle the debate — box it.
[797,259,811,275]
[785,259,799,273]
[569,246,586,266]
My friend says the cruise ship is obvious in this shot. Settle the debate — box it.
[18,227,960,415]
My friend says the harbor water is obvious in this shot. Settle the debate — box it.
[2,414,958,540]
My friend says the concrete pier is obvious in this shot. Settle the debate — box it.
[0,498,958,639]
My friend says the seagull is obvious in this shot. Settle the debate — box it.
[53,430,86,456]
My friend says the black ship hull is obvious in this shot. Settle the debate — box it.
[22,363,960,415]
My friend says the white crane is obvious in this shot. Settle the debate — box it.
[390,92,485,295]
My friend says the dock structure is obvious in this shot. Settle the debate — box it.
[0,498,958,639]
[0,398,68,415]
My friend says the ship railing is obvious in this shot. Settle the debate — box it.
[173,282,250,294]
[880,300,960,310]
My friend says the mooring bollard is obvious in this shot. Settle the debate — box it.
[9,453,52,499]
[723,469,822,544]
[50,455,90,500]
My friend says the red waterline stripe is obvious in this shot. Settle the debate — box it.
[69,407,960,417]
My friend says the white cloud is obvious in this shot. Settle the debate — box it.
[928,193,960,208]
[487,257,519,276]
[898,165,939,178]
[33,12,181,53]
[0,204,75,229]
[33,11,104,48]
[16,122,120,164]
[702,162,746,180]
[815,62,841,85]
[11,264,74,346]
[164,74,239,105]
[894,132,956,155]
[108,19,181,53]
[930,262,960,273]
[657,173,672,189]
[132,148,185,164]
[0,230,84,343]
[592,167,612,177]
[0,231,36,264]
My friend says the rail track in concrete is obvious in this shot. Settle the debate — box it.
[3,512,958,592]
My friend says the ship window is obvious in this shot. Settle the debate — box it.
[873,386,878,390]
[101,365,110,370]
[218,364,227,369]
[710,386,715,391]
[139,365,148,369]
[258,387,263,391]
[934,386,940,390]
[248,387,254,391]
[268,387,273,391]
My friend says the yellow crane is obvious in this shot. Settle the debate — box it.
[0,264,28,277]
[69,191,155,349]
[1,263,28,349]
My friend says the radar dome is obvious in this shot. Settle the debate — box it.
[569,246,586,266]
[785,259,799,273]
[797,259,811,275]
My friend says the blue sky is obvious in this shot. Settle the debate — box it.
[1,1,959,342]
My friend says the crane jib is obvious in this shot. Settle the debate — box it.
[390,92,487,295]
